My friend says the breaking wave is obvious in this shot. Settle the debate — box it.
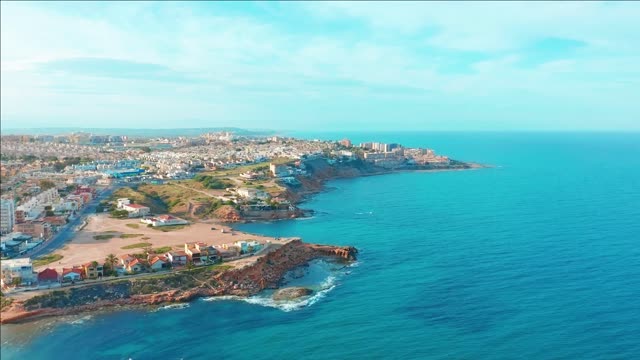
[154,303,190,311]
[202,263,354,312]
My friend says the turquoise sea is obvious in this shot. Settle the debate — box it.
[2,132,639,359]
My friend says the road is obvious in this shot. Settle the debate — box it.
[23,185,122,260]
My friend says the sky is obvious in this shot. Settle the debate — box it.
[1,1,639,131]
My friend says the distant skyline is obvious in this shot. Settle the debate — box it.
[1,2,639,131]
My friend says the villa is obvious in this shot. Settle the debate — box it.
[141,214,188,227]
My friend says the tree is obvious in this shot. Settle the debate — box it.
[39,180,56,190]
[104,254,117,276]
[11,277,22,286]
[186,260,194,272]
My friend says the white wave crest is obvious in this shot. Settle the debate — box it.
[202,276,338,312]
[155,303,190,311]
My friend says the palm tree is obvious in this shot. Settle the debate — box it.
[105,254,117,276]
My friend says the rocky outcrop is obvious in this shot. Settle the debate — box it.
[273,287,313,301]
[214,205,242,222]
[1,240,357,324]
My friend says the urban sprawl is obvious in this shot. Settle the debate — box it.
[1,131,451,290]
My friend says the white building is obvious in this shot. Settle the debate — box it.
[140,214,188,227]
[236,188,269,200]
[121,203,150,218]
[1,199,15,235]
[16,188,60,220]
[1,258,36,287]
[117,198,150,217]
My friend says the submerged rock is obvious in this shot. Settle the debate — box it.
[273,287,313,301]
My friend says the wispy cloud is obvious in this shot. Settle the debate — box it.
[1,1,639,130]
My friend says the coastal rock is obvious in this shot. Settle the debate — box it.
[273,287,313,301]
[1,240,357,324]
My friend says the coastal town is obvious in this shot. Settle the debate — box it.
[1,130,472,320]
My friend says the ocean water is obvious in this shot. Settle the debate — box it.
[2,132,640,359]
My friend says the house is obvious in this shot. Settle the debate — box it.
[1,258,37,286]
[121,203,150,218]
[236,188,269,200]
[217,245,240,259]
[62,267,84,282]
[195,242,220,263]
[149,255,170,271]
[141,214,188,227]
[126,258,145,273]
[269,163,291,177]
[119,254,136,266]
[37,268,59,283]
[166,250,188,265]
[234,240,263,254]
[184,243,202,264]
[82,262,104,279]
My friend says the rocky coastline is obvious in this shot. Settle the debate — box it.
[0,240,357,324]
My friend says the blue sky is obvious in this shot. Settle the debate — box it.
[1,1,639,131]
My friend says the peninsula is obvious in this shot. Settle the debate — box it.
[1,132,480,324]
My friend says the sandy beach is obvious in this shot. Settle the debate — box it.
[36,214,285,273]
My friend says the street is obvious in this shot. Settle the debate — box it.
[22,185,121,260]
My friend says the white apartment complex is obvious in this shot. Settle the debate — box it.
[0,199,15,235]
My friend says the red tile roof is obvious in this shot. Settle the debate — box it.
[125,204,148,209]
[37,268,59,281]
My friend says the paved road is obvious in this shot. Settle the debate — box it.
[22,185,122,259]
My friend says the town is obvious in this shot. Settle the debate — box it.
[1,130,460,296]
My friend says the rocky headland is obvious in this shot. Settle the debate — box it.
[0,240,357,324]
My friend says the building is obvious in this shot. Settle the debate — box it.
[234,240,263,254]
[0,233,33,257]
[16,188,60,220]
[1,258,37,286]
[126,258,145,273]
[269,163,290,177]
[0,199,15,235]
[13,221,51,239]
[166,250,188,265]
[149,255,170,271]
[141,214,188,227]
[236,188,269,200]
[184,243,202,263]
[62,267,83,282]
[82,262,104,279]
[37,268,60,283]
[119,202,150,218]
[339,139,352,148]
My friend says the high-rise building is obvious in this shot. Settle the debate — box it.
[1,199,15,235]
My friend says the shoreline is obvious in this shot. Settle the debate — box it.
[1,240,357,325]
[1,158,483,325]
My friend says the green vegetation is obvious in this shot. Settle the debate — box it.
[94,234,116,241]
[152,246,172,254]
[39,179,56,190]
[1,292,13,310]
[32,254,63,267]
[110,209,130,219]
[151,225,187,232]
[125,223,140,229]
[121,242,152,250]
[52,157,93,172]
[120,233,144,239]
[194,174,233,189]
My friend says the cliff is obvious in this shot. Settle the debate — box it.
[0,240,357,324]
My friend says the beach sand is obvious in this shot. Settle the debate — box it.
[37,214,285,272]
